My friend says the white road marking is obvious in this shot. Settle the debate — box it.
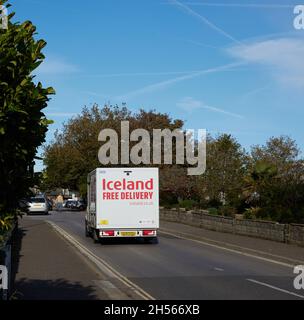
[159,230,295,269]
[214,267,224,272]
[160,227,304,265]
[48,221,155,300]
[247,279,304,299]
[93,280,131,300]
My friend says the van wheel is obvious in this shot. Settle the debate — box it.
[85,221,91,237]
[93,229,100,243]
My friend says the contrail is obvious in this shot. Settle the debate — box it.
[181,2,295,9]
[79,70,218,78]
[239,84,272,100]
[116,61,244,100]
[168,0,241,44]
[201,104,243,119]
[177,97,244,118]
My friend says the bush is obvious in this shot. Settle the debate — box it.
[207,198,222,208]
[218,206,237,217]
[162,203,178,209]
[233,197,250,214]
[258,206,293,223]
[0,212,17,248]
[243,207,260,220]
[0,2,54,222]
[178,199,198,210]
[208,207,218,216]
[160,191,178,207]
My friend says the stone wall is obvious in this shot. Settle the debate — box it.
[160,208,304,246]
[288,224,304,246]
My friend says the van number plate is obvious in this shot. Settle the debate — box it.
[121,231,136,236]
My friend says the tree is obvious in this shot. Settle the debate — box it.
[43,104,190,201]
[246,136,304,223]
[199,134,248,211]
[251,136,299,172]
[0,0,55,232]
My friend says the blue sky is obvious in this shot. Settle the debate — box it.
[10,0,304,171]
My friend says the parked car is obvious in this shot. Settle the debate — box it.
[18,198,30,211]
[46,199,53,211]
[62,199,73,208]
[65,200,86,211]
[27,197,49,215]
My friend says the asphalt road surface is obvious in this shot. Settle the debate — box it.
[26,211,304,300]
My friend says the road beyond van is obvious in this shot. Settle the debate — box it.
[85,168,159,243]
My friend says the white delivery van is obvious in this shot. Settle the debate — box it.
[85,168,159,243]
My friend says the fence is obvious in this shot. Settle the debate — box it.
[160,208,304,246]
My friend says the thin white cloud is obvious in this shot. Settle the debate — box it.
[187,40,220,49]
[37,57,79,75]
[177,96,203,111]
[239,84,272,101]
[228,38,304,89]
[181,3,295,9]
[83,91,111,98]
[46,112,77,117]
[177,97,244,118]
[80,70,217,78]
[116,61,244,100]
[207,129,267,136]
[168,0,241,44]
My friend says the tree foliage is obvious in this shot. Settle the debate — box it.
[245,136,304,223]
[43,105,304,223]
[199,134,248,209]
[0,1,55,232]
[43,104,186,197]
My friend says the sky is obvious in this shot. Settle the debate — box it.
[9,0,304,171]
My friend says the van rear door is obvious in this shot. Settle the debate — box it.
[96,168,159,230]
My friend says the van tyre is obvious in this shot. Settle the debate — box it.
[93,229,100,243]
[85,221,90,237]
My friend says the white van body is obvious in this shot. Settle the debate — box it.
[85,168,159,241]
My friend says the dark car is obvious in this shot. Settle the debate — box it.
[65,200,86,211]
[46,199,53,211]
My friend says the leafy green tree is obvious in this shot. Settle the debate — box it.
[246,136,304,223]
[251,136,299,172]
[199,134,248,212]
[0,1,54,232]
[43,104,188,200]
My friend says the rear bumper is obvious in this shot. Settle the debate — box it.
[28,208,48,213]
[98,229,157,238]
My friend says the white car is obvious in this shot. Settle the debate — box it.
[27,197,49,215]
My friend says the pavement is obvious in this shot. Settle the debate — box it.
[11,218,140,300]
[11,211,304,300]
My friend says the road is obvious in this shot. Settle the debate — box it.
[26,210,304,300]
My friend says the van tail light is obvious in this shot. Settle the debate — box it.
[102,230,114,236]
[143,230,155,236]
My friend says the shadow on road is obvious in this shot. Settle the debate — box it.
[12,278,98,300]
[97,237,159,245]
[10,223,25,296]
